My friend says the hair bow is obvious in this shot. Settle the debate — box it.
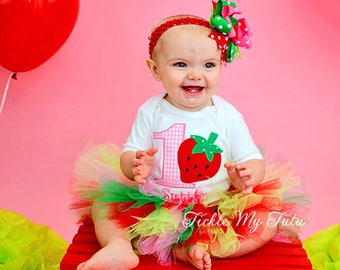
[209,0,252,63]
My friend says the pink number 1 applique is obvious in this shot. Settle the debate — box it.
[153,123,195,188]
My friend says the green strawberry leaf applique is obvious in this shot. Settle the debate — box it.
[190,132,223,162]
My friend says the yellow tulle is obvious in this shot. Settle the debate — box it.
[70,143,310,263]
[303,224,340,270]
[0,209,68,270]
[205,189,263,219]
[128,208,180,239]
[198,225,240,257]
[264,161,301,196]
[70,143,133,220]
[73,143,130,185]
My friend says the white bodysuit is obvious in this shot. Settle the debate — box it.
[123,93,262,203]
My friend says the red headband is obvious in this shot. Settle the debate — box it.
[148,1,253,63]
[148,17,211,58]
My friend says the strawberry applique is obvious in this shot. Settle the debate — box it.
[177,132,223,183]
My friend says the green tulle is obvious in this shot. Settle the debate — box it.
[97,181,166,209]
[179,204,195,243]
[0,209,68,270]
[303,224,340,270]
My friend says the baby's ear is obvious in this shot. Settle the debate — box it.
[146,58,161,81]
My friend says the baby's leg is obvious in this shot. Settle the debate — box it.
[77,202,139,270]
[174,210,276,269]
[224,210,278,258]
[173,245,212,270]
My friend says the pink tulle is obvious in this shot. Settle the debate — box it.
[69,143,310,262]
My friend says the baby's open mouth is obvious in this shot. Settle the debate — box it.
[182,86,204,94]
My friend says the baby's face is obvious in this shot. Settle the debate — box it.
[152,25,222,112]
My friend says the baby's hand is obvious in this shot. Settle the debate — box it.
[132,147,158,184]
[224,162,255,194]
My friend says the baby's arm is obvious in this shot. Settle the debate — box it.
[224,159,265,194]
[120,147,158,184]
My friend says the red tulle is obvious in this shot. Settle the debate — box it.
[111,203,157,228]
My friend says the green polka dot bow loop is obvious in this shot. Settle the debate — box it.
[209,0,253,63]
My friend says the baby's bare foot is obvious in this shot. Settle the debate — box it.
[77,243,139,270]
[174,245,212,270]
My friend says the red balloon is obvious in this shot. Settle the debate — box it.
[0,0,79,72]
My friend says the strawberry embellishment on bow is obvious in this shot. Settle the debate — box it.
[178,132,223,183]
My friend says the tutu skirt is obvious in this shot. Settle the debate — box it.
[70,143,310,265]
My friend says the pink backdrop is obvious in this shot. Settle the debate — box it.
[0,0,339,242]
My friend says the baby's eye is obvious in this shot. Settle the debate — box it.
[204,62,216,68]
[174,62,187,68]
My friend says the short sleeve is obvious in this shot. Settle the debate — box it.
[228,114,263,162]
[122,107,153,152]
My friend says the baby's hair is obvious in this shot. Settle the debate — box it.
[148,15,212,59]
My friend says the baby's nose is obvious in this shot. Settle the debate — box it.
[187,68,202,80]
